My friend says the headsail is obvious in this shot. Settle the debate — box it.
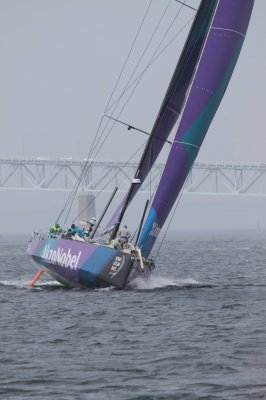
[138,0,255,257]
[105,0,218,238]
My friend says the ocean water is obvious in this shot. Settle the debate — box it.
[1,231,266,400]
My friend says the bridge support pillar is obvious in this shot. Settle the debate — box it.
[78,193,96,224]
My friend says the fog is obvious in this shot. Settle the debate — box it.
[0,0,265,235]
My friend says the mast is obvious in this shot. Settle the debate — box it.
[109,0,218,240]
[90,187,118,239]
[138,0,255,257]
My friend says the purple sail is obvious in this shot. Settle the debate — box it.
[105,0,218,236]
[139,0,255,257]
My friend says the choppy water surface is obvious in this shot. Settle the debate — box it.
[1,231,266,400]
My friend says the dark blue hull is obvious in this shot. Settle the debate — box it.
[27,237,153,289]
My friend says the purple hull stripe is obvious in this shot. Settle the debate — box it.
[28,238,116,286]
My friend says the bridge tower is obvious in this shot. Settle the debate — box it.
[78,193,96,224]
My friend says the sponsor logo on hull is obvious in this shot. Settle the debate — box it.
[109,255,126,278]
[42,244,81,270]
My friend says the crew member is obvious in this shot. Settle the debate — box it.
[68,223,84,238]
[49,223,62,237]
[117,225,131,244]
[86,216,96,236]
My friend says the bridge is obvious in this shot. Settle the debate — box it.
[0,157,266,196]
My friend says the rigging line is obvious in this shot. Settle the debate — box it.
[102,18,192,143]
[58,4,192,224]
[91,3,190,169]
[75,5,170,203]
[99,1,194,160]
[104,115,172,144]
[114,9,199,146]
[101,5,189,142]
[87,7,168,160]
[87,3,172,168]
[72,135,148,226]
[81,71,149,175]
[106,0,172,114]
[58,1,155,222]
[56,5,165,225]
[90,67,145,158]
[84,116,107,162]
[97,1,172,147]
[62,3,182,223]
[60,12,199,226]
[106,16,193,113]
[151,0,188,58]
[63,156,100,224]
[174,0,197,12]
[60,151,100,224]
[59,110,123,223]
[72,2,154,181]
[106,1,188,114]
[58,1,193,224]
[84,70,143,168]
[57,115,106,222]
[72,140,147,224]
[104,115,150,136]
[104,0,153,114]
[58,157,93,223]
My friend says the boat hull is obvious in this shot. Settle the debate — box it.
[27,238,151,289]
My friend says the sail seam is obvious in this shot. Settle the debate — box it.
[173,140,200,149]
[211,27,245,38]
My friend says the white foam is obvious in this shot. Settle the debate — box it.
[0,279,61,289]
[129,275,199,290]
[0,279,29,288]
[32,280,62,287]
[95,286,117,292]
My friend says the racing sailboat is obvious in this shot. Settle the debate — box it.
[27,0,254,289]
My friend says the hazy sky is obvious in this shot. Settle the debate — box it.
[0,0,265,234]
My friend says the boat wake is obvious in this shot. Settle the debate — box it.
[0,279,118,291]
[0,279,28,289]
[129,275,203,290]
[0,279,63,290]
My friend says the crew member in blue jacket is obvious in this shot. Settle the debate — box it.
[67,223,84,238]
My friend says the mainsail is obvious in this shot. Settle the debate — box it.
[138,0,255,257]
[106,0,218,237]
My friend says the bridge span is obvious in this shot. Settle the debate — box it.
[1,157,266,196]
